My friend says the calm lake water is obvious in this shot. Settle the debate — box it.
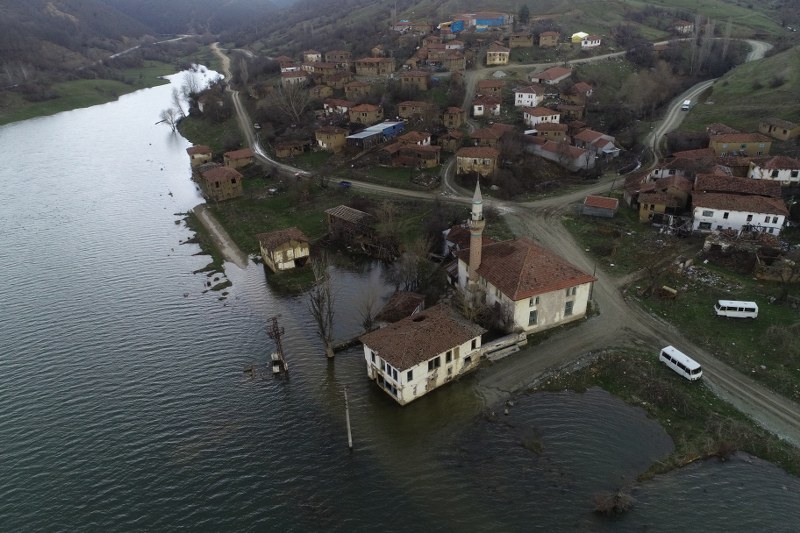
[1,71,799,531]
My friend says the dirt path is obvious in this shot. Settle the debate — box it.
[193,204,249,269]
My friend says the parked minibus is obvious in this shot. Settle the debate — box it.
[714,300,758,319]
[681,99,691,110]
[659,345,703,381]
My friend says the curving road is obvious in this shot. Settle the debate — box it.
[210,40,800,445]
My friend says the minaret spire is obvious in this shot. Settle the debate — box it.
[467,179,486,289]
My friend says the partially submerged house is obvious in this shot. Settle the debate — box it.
[256,227,310,273]
[198,164,243,202]
[359,303,486,405]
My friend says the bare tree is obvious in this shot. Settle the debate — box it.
[181,71,202,99]
[158,108,180,133]
[171,88,186,118]
[307,256,336,358]
[273,83,311,124]
[357,286,380,332]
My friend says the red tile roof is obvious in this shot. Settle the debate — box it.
[584,195,619,210]
[710,133,772,143]
[374,291,425,323]
[224,148,254,160]
[398,131,431,144]
[752,155,800,169]
[477,79,506,89]
[524,106,559,117]
[536,122,568,132]
[693,193,788,216]
[533,66,572,81]
[201,166,242,183]
[694,174,781,198]
[670,148,716,159]
[456,147,500,159]
[458,237,596,300]
[350,103,380,112]
[359,304,486,371]
[639,192,683,208]
[186,145,211,155]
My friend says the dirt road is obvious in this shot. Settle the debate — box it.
[193,204,249,269]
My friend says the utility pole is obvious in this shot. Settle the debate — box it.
[267,315,288,374]
[344,385,353,450]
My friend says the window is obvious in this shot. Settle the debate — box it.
[446,351,453,363]
[529,296,539,307]
[231,178,236,184]
[407,370,413,381]
[566,287,576,296]
[746,214,753,222]
[773,216,779,223]
[529,310,538,326]
[447,367,453,376]
[791,171,798,178]
[772,170,779,178]
[371,351,376,363]
[765,216,770,223]
[723,212,729,219]
[565,301,574,316]
[471,339,477,350]
[495,287,501,298]
[427,357,441,371]
[702,210,713,217]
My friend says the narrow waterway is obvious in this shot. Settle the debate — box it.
[0,70,798,531]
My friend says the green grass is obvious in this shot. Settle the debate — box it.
[536,348,800,478]
[285,150,333,171]
[358,166,438,190]
[636,266,800,401]
[681,46,800,132]
[177,114,243,154]
[0,61,176,125]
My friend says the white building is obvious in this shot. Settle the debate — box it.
[692,193,788,236]
[514,86,546,108]
[748,156,800,185]
[456,182,596,333]
[581,35,602,48]
[359,304,486,405]
[523,106,561,128]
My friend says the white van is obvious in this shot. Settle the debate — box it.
[714,300,758,318]
[659,345,703,381]
[681,99,691,111]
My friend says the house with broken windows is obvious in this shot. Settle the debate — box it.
[359,303,486,405]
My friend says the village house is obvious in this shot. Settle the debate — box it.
[638,191,684,222]
[371,44,385,56]
[198,164,243,201]
[456,183,596,333]
[533,140,594,171]
[748,155,800,185]
[256,227,310,273]
[326,72,353,89]
[324,50,352,67]
[348,103,384,125]
[274,55,296,69]
[397,131,431,146]
[673,20,694,34]
[280,71,308,87]
[323,98,355,116]
[469,127,503,148]
[514,85,548,107]
[486,41,510,65]
[223,148,255,169]
[398,101,436,121]
[557,103,585,120]
[186,145,212,167]
[359,303,486,405]
[442,107,465,129]
[398,70,430,91]
[445,40,465,50]
[344,81,371,100]
[373,291,425,327]
[708,133,772,157]
[442,52,467,71]
[303,50,322,62]
[314,126,348,153]
[508,33,533,48]
[581,35,602,48]
[564,81,593,104]
[582,195,619,218]
[529,66,572,85]
[572,128,620,158]
[325,204,376,245]
[472,96,501,117]
[694,173,782,199]
[274,139,310,158]
[355,57,395,76]
[309,85,333,100]
[692,194,788,235]
[523,106,561,128]
[477,79,505,96]
[538,31,560,47]
[534,122,568,141]
[758,117,800,141]
[439,130,465,152]
[456,147,499,176]
[380,142,441,168]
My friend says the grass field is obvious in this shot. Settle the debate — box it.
[0,61,177,126]
[177,113,243,154]
[681,46,800,133]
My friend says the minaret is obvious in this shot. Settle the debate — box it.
[467,180,485,288]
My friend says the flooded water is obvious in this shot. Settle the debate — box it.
[1,70,799,531]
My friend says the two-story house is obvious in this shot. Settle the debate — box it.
[708,133,772,156]
[486,41,510,65]
[748,155,800,185]
[455,147,499,176]
[256,227,310,273]
[523,106,560,128]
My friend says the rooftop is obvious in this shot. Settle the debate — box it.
[256,227,308,250]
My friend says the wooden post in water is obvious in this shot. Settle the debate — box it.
[344,385,353,450]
